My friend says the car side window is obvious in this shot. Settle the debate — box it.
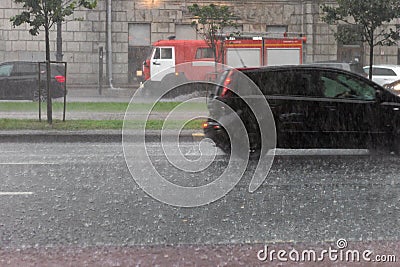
[246,71,282,95]
[153,48,160,59]
[245,71,279,95]
[372,68,397,76]
[153,48,173,59]
[287,71,319,97]
[161,48,172,59]
[247,70,320,97]
[14,63,37,76]
[0,64,13,77]
[274,70,320,97]
[320,72,375,100]
[195,48,213,59]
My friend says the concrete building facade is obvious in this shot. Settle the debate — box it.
[0,0,399,86]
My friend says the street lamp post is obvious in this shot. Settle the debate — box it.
[56,21,63,61]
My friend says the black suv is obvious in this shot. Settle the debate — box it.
[0,61,65,101]
[204,66,400,155]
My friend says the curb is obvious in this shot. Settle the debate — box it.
[0,130,205,143]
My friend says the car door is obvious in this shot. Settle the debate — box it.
[150,47,175,81]
[10,62,37,99]
[0,63,14,99]
[265,69,324,148]
[318,70,381,148]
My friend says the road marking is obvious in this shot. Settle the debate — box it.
[0,192,33,196]
[0,162,59,165]
[274,149,370,156]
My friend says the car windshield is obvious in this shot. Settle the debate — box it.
[0,64,13,77]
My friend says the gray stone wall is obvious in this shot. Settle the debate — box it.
[0,0,399,86]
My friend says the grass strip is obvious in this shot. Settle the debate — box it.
[0,119,203,130]
[0,102,207,113]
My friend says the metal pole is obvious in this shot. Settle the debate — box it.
[63,62,67,122]
[56,21,63,61]
[262,37,265,65]
[99,47,103,95]
[38,62,41,122]
[107,0,115,89]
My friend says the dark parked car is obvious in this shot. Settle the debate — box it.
[204,66,400,156]
[0,61,65,101]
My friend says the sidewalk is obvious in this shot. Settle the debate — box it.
[60,84,207,102]
[0,129,204,143]
[58,85,137,102]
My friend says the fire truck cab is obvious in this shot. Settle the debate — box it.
[143,40,215,82]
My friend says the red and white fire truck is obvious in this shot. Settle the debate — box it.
[142,35,306,84]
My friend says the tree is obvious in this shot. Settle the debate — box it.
[11,0,97,124]
[188,4,239,67]
[321,0,400,80]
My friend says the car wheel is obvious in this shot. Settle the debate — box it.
[249,146,261,160]
[229,143,261,160]
[219,133,272,160]
[391,131,400,155]
[33,88,47,102]
[218,142,231,155]
[214,129,231,155]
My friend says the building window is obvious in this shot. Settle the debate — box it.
[128,23,151,83]
[195,48,214,59]
[266,25,288,34]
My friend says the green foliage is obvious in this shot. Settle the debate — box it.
[11,0,97,36]
[188,4,238,36]
[335,25,363,45]
[322,0,400,46]
[0,101,207,113]
[188,4,239,62]
[321,0,400,79]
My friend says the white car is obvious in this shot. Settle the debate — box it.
[363,65,400,86]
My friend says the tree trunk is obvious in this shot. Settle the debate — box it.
[368,35,374,81]
[45,22,52,124]
[220,41,225,65]
[212,36,218,73]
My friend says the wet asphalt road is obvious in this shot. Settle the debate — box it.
[0,142,399,249]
